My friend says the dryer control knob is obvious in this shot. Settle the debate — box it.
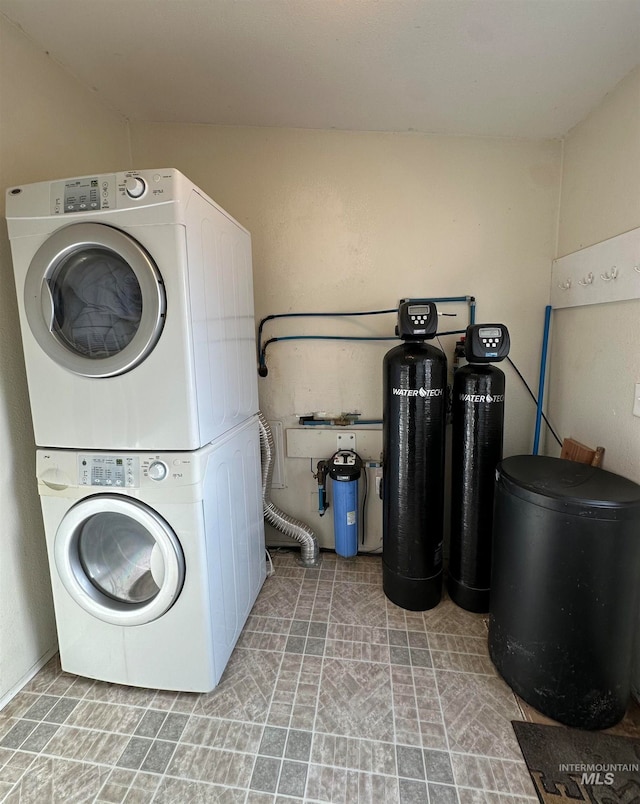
[124,176,146,198]
[148,461,168,481]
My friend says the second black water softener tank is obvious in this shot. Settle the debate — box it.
[448,324,509,613]
[448,364,505,612]
[382,301,447,611]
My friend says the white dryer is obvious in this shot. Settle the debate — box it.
[6,168,258,450]
[36,416,265,692]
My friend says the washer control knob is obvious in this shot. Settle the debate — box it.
[124,176,146,198]
[148,461,168,481]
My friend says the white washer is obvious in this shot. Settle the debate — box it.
[36,416,265,692]
[6,168,258,450]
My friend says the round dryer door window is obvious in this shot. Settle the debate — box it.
[54,495,185,626]
[24,222,166,377]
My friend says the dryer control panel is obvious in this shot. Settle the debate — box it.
[79,455,140,488]
[48,170,176,214]
[51,175,117,214]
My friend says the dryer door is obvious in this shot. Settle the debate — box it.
[24,222,166,377]
[54,495,185,626]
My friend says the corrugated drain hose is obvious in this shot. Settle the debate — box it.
[258,411,320,568]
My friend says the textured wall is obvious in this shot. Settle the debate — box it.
[0,16,130,702]
[548,67,640,483]
[131,122,561,548]
[548,67,640,702]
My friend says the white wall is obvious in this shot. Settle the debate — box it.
[130,122,561,548]
[549,69,640,700]
[550,66,640,701]
[549,66,640,479]
[0,16,130,703]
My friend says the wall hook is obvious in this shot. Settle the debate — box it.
[578,272,594,287]
[634,265,640,273]
[558,278,572,290]
[600,266,618,281]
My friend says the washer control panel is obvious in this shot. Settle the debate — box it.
[38,449,199,491]
[79,455,140,487]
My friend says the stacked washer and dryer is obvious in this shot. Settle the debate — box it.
[6,169,266,692]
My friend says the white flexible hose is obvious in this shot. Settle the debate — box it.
[258,411,320,567]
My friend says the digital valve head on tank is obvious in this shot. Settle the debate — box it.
[464,323,510,363]
[396,300,439,340]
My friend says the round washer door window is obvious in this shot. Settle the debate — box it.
[24,222,166,377]
[54,495,185,626]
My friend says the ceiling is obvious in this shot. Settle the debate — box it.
[1,0,639,140]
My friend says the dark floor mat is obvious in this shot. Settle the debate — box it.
[512,720,640,803]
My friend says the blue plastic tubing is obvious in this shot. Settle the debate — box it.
[533,305,552,455]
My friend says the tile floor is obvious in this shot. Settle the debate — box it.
[0,551,542,803]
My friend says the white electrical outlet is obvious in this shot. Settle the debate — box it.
[634,383,640,418]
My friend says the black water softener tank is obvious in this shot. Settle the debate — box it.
[383,301,447,611]
[448,324,510,612]
[489,455,640,729]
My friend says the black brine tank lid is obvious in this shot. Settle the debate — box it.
[496,455,640,520]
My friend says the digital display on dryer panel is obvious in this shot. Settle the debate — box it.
[64,178,100,213]
[79,455,140,487]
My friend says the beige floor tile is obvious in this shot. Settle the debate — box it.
[437,671,523,760]
[194,648,281,722]
[152,775,246,803]
[2,554,547,802]
[3,755,110,803]
[83,683,158,708]
[421,599,488,638]
[64,700,144,734]
[180,716,262,753]
[431,650,497,675]
[316,657,394,741]
[165,742,254,787]
[43,726,129,765]
[0,750,36,785]
[0,694,40,723]
[250,575,302,619]
[330,582,388,628]
[428,633,490,656]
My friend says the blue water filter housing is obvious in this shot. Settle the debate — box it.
[329,451,363,557]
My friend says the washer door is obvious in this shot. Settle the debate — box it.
[24,223,166,377]
[54,495,185,626]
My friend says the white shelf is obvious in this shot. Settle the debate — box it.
[551,227,640,309]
